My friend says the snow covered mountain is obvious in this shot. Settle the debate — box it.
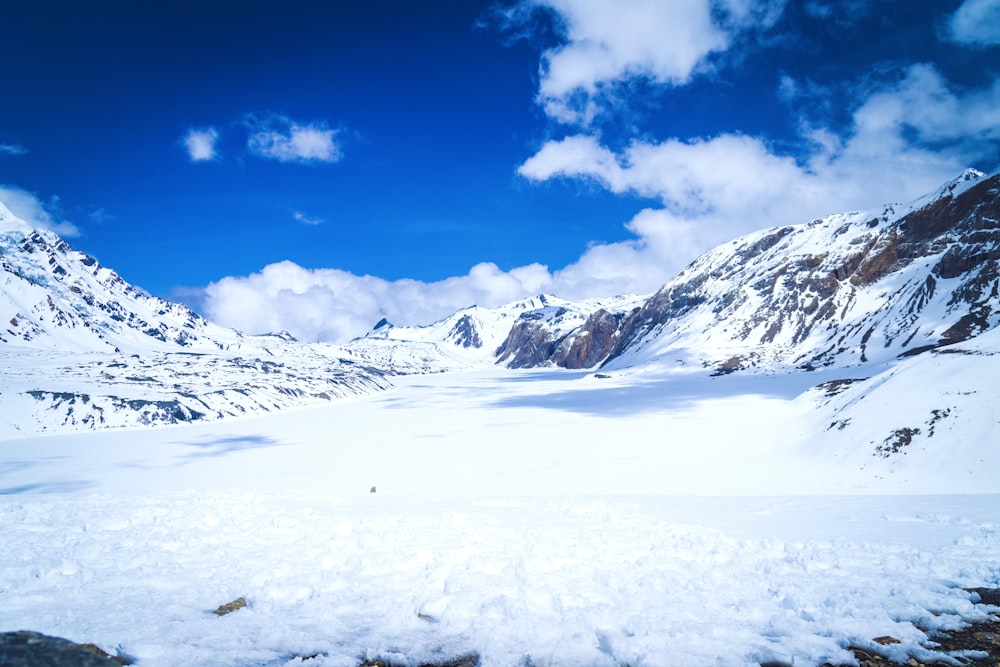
[1,205,231,354]
[3,169,999,441]
[0,202,389,437]
[603,168,999,373]
[355,169,1000,376]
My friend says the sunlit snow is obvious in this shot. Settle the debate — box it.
[2,361,999,667]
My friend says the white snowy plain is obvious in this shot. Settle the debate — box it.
[2,366,999,667]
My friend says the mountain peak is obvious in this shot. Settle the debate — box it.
[909,168,988,210]
[957,167,985,182]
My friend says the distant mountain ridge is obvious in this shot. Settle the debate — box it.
[342,293,644,373]
[1,204,233,353]
[347,169,1000,375]
[2,169,999,438]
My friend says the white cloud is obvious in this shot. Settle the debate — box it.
[200,63,999,344]
[88,207,115,225]
[948,0,1000,46]
[293,211,323,226]
[515,63,1000,302]
[183,128,219,162]
[199,215,719,343]
[848,63,1000,146]
[0,143,28,156]
[520,0,783,125]
[0,186,81,237]
[802,0,869,26]
[246,115,341,163]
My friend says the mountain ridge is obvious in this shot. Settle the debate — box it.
[2,169,999,438]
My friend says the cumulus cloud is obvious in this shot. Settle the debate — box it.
[183,128,219,161]
[201,260,552,342]
[0,143,28,156]
[0,186,81,237]
[199,213,718,343]
[519,63,1000,271]
[948,0,1000,46]
[246,114,341,163]
[513,0,783,125]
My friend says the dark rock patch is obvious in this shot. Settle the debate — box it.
[0,631,127,666]
[816,589,1000,667]
[874,427,921,457]
[361,652,479,667]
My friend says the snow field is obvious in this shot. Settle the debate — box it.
[1,367,851,497]
[2,346,999,666]
[1,493,997,667]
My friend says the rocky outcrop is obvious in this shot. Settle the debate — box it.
[445,314,483,349]
[0,631,126,666]
[484,172,1000,372]
[495,306,639,369]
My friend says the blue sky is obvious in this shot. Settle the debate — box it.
[1,0,999,342]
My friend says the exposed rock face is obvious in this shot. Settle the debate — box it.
[445,314,482,349]
[495,307,572,368]
[361,653,479,667]
[485,171,1000,372]
[600,170,1000,372]
[495,306,639,369]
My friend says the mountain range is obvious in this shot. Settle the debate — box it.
[2,169,998,455]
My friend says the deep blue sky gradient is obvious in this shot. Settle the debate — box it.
[0,0,996,305]
[1,1,652,292]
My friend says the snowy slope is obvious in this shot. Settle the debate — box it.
[0,201,239,354]
[605,169,999,373]
[0,203,390,437]
[1,493,998,667]
[802,321,1000,486]
[1,355,999,664]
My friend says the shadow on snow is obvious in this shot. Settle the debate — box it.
[487,369,851,417]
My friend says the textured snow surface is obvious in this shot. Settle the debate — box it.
[1,361,999,666]
[1,493,998,667]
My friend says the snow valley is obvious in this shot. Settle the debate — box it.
[1,170,1000,666]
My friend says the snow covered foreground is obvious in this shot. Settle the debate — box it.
[2,493,998,667]
[2,368,999,667]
